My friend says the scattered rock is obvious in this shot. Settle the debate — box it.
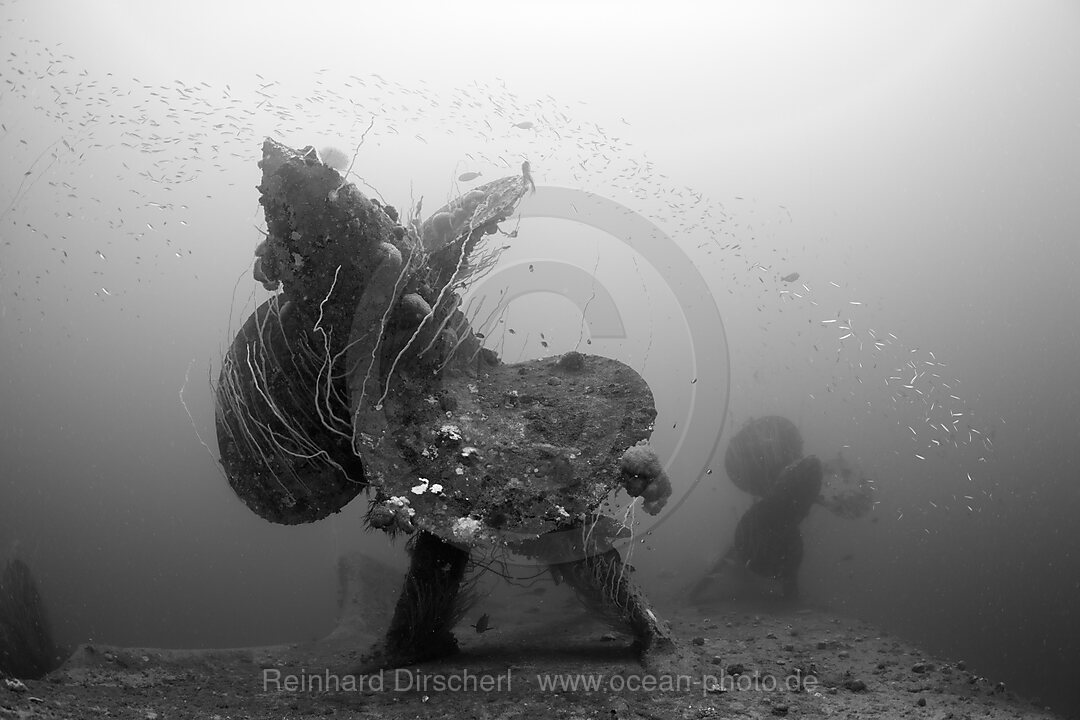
[703,676,726,694]
[844,679,868,692]
[3,678,28,693]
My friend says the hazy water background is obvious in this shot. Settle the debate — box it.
[2,1,1078,713]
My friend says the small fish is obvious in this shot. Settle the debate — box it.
[457,171,482,182]
[780,272,800,283]
[513,121,534,130]
[472,613,494,634]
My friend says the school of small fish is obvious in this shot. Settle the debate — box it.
[0,14,998,526]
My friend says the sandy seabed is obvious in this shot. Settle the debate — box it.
[2,592,1065,720]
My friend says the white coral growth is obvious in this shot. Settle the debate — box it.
[451,516,482,542]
